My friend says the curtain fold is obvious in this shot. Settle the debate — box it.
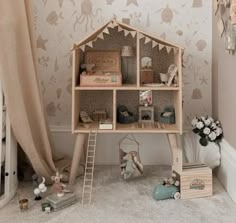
[0,0,56,181]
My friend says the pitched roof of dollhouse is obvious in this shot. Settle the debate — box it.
[72,19,184,50]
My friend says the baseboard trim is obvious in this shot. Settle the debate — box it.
[216,139,236,203]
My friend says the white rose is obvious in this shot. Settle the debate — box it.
[204,119,211,126]
[209,117,214,122]
[211,123,217,129]
[197,121,204,129]
[191,118,198,126]
[203,127,211,135]
[209,132,217,141]
[201,116,206,121]
[215,127,222,136]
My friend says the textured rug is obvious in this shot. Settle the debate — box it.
[0,166,236,223]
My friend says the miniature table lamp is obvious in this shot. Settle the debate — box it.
[121,46,134,83]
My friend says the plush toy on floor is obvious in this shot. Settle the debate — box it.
[120,151,143,180]
[51,171,66,197]
[33,177,47,200]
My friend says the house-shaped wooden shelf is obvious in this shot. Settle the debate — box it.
[72,19,184,135]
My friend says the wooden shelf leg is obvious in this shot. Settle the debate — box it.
[167,133,182,175]
[69,133,86,185]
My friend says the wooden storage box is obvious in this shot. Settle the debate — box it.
[80,50,122,87]
[80,72,122,87]
[179,163,212,199]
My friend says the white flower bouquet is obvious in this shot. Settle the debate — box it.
[191,116,223,146]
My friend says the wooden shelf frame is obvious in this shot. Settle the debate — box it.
[71,19,185,177]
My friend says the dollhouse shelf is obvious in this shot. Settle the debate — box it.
[74,122,178,133]
[75,85,180,91]
[72,19,184,176]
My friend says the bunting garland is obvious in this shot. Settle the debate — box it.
[79,23,180,54]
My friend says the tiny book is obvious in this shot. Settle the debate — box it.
[99,120,113,130]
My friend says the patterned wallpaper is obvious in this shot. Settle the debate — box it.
[33,0,212,127]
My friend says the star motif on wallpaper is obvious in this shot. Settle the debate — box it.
[37,35,48,51]
[126,0,138,6]
[199,76,208,85]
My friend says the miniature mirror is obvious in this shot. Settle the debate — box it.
[141,57,152,69]
[139,90,152,106]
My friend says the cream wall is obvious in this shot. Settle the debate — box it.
[212,8,236,149]
[33,0,212,164]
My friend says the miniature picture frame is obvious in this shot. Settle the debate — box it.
[139,106,154,123]
[139,90,152,106]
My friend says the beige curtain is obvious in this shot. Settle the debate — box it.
[0,0,56,181]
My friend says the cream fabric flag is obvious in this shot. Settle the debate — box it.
[124,30,130,36]
[144,37,151,44]
[80,45,85,51]
[113,21,119,27]
[159,44,165,51]
[107,22,114,28]
[97,32,104,40]
[166,46,173,54]
[118,26,124,32]
[103,27,110,34]
[130,31,137,38]
[86,41,93,48]
[139,33,145,39]
[152,40,158,48]
[173,48,179,55]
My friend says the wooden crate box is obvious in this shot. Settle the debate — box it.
[179,163,212,199]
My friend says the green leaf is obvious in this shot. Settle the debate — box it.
[199,137,208,146]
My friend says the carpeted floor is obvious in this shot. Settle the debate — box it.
[1,166,236,223]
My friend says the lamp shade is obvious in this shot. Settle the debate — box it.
[121,46,134,57]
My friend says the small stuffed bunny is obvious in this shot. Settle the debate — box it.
[51,171,66,197]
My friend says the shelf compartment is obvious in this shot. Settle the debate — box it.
[139,37,179,86]
[75,90,114,131]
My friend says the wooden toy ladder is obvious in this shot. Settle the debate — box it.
[82,130,97,205]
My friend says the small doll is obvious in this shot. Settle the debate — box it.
[51,171,66,197]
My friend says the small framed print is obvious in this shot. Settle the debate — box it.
[139,90,152,106]
[139,106,154,123]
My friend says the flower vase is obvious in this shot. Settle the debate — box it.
[183,132,221,169]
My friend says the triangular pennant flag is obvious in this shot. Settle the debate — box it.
[173,48,179,55]
[79,45,85,52]
[93,37,98,42]
[130,31,137,38]
[166,46,173,54]
[144,37,151,44]
[124,30,130,36]
[86,41,93,48]
[97,32,104,40]
[113,21,119,27]
[107,22,114,28]
[159,44,165,51]
[103,27,110,34]
[152,40,158,48]
[139,33,145,39]
[118,26,124,32]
